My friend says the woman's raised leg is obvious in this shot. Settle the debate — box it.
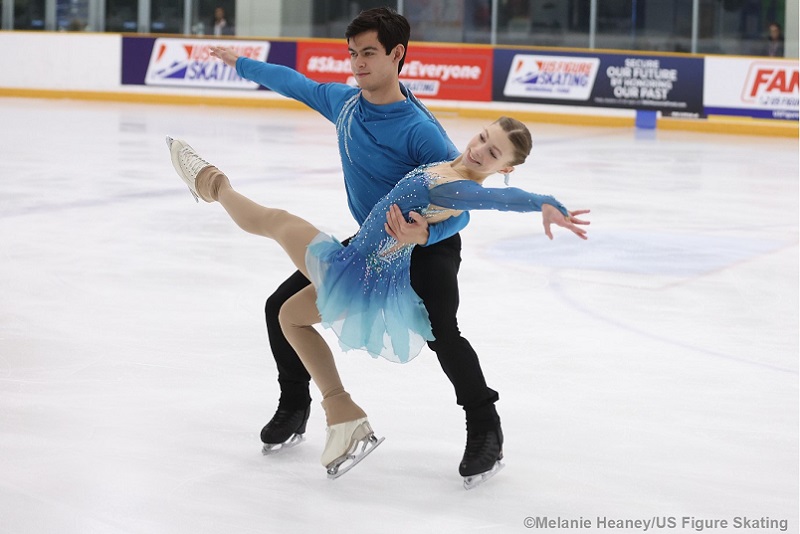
[168,137,318,278]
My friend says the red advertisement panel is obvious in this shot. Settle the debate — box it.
[297,40,492,102]
[296,40,352,85]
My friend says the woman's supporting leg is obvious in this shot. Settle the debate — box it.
[279,286,379,471]
[278,286,366,426]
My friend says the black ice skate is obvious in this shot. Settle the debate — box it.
[459,425,504,490]
[260,405,311,455]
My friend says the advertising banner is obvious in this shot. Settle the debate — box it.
[494,49,704,117]
[121,37,296,88]
[296,40,351,85]
[401,45,493,101]
[703,57,799,120]
[297,41,493,101]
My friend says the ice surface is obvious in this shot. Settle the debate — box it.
[0,98,797,533]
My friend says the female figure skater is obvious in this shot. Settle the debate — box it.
[167,117,589,480]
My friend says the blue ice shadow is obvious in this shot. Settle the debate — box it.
[486,231,787,277]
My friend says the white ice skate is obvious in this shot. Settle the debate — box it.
[322,417,384,479]
[463,460,505,490]
[166,136,212,202]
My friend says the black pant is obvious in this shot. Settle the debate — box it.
[264,233,500,430]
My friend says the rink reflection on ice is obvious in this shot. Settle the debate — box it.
[0,98,797,534]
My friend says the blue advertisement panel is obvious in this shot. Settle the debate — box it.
[493,49,705,118]
[121,37,296,89]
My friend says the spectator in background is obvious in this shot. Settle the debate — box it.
[766,22,784,57]
[212,7,229,36]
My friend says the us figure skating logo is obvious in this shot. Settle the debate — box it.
[144,38,269,89]
[503,54,599,101]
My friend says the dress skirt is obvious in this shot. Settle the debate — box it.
[305,232,433,364]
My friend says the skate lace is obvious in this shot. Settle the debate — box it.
[179,147,211,179]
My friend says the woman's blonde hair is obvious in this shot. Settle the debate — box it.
[494,116,532,166]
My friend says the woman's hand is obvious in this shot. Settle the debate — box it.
[542,205,590,240]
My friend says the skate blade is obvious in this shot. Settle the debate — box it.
[261,433,305,456]
[326,434,385,480]
[463,460,504,490]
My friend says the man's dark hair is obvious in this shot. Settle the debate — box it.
[345,7,411,73]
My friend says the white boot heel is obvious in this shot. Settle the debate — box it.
[322,417,384,479]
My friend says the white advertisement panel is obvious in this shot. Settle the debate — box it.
[144,38,269,89]
[703,57,798,120]
[503,55,600,101]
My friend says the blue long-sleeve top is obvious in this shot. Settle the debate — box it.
[235,58,468,245]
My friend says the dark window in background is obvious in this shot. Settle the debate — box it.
[151,0,183,33]
[311,0,397,38]
[56,0,89,31]
[14,0,46,30]
[106,0,138,32]
[697,0,785,55]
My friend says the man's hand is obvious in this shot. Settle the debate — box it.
[542,205,590,240]
[384,204,429,245]
[210,46,240,68]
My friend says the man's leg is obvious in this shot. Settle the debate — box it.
[266,273,313,400]
[261,271,314,449]
[409,234,503,479]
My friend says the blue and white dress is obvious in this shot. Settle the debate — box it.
[305,163,569,364]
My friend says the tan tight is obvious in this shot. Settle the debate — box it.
[278,286,366,425]
[197,167,367,426]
